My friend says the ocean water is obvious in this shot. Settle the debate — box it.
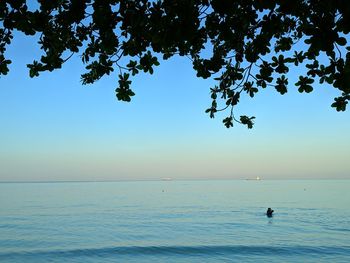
[0,180,349,262]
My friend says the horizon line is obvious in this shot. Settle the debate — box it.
[0,178,349,184]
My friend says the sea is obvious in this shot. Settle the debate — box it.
[0,180,349,262]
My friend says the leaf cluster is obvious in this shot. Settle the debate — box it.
[1,0,350,128]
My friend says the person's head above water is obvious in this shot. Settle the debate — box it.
[266,208,274,217]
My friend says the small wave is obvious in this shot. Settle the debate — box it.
[325,227,350,232]
[1,245,350,259]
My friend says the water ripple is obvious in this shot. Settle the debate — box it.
[1,245,350,259]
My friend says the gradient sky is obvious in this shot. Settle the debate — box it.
[0,31,349,181]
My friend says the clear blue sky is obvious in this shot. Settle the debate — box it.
[0,31,349,181]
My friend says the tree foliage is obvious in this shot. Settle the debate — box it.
[1,0,350,128]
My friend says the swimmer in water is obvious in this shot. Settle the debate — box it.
[266,208,274,217]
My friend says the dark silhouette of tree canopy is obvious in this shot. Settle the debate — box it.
[1,0,350,128]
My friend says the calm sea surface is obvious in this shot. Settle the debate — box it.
[0,180,349,262]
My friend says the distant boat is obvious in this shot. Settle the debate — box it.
[246,176,261,181]
[161,177,173,181]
